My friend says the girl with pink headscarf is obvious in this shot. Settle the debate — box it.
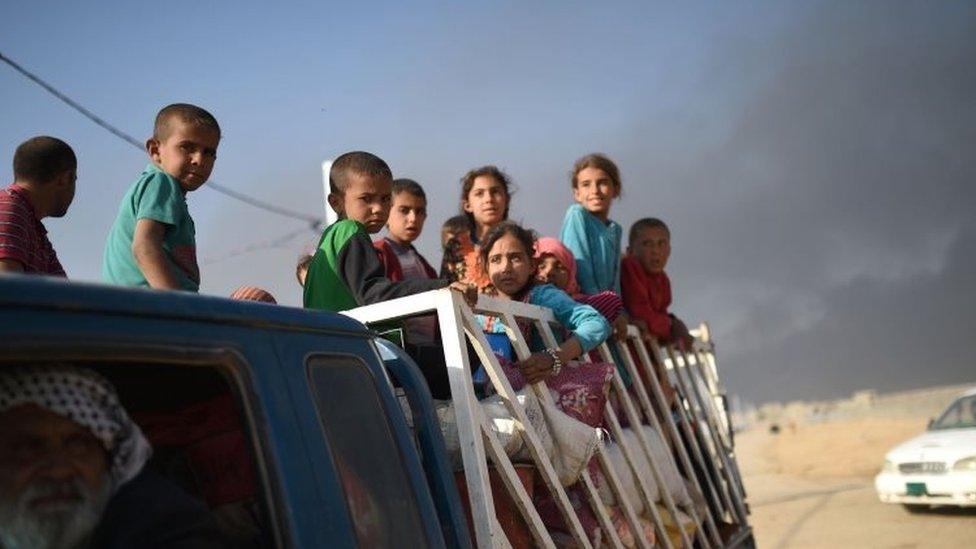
[534,237,630,342]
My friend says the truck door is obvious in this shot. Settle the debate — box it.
[272,331,447,548]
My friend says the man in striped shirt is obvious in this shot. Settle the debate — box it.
[0,136,76,276]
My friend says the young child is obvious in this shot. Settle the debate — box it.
[480,222,611,386]
[559,153,624,295]
[373,178,438,282]
[461,165,511,244]
[373,178,440,349]
[441,215,471,249]
[439,214,471,280]
[481,221,616,542]
[303,151,474,312]
[448,165,514,292]
[103,104,220,291]
[535,235,635,387]
[535,236,629,341]
[621,217,693,348]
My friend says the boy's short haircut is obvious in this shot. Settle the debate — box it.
[392,178,426,201]
[329,151,392,195]
[571,153,621,192]
[629,217,670,246]
[13,136,77,184]
[153,103,221,141]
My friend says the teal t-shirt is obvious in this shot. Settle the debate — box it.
[559,204,623,295]
[102,164,200,291]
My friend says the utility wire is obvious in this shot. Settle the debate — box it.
[202,225,319,266]
[0,50,324,229]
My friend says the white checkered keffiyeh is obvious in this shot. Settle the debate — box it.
[0,365,152,491]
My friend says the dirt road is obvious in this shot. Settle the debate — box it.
[737,420,976,548]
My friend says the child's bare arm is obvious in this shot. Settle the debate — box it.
[132,219,182,290]
[516,336,584,384]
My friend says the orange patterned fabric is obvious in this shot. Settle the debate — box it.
[445,231,495,293]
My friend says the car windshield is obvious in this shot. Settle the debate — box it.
[930,394,976,430]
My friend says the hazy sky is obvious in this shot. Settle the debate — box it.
[2,1,974,403]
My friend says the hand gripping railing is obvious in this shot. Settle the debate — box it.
[344,289,749,548]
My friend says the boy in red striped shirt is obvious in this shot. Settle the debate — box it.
[0,136,77,276]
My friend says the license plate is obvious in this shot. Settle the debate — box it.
[906,483,927,496]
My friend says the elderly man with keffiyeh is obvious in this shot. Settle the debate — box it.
[0,365,224,549]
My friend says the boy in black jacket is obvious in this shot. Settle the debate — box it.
[303,151,475,312]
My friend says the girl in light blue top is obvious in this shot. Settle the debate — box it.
[559,153,624,295]
[480,221,610,384]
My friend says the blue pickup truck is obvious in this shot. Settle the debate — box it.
[0,276,472,548]
[2,276,755,549]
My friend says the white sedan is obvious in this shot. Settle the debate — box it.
[875,388,976,511]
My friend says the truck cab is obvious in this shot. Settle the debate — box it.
[0,276,469,548]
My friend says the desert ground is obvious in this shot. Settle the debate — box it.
[735,384,976,548]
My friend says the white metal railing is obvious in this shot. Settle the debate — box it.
[658,341,749,525]
[344,289,749,548]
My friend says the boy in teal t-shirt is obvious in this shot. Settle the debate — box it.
[103,104,221,291]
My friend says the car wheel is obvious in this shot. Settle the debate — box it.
[902,504,929,514]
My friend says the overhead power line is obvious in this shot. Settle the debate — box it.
[202,225,319,266]
[0,50,324,228]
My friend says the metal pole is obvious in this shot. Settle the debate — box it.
[321,159,338,226]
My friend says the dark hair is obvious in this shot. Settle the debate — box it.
[459,165,513,228]
[13,136,77,184]
[571,153,621,192]
[439,215,472,280]
[153,103,221,141]
[296,253,314,284]
[330,151,392,195]
[629,217,670,246]
[441,214,470,234]
[478,221,537,270]
[392,178,426,201]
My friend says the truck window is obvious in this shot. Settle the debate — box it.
[0,360,275,548]
[306,355,428,547]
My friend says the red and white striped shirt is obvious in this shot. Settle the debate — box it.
[576,290,626,321]
[0,184,66,276]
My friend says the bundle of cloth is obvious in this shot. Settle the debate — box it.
[434,388,603,487]
[597,426,700,547]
